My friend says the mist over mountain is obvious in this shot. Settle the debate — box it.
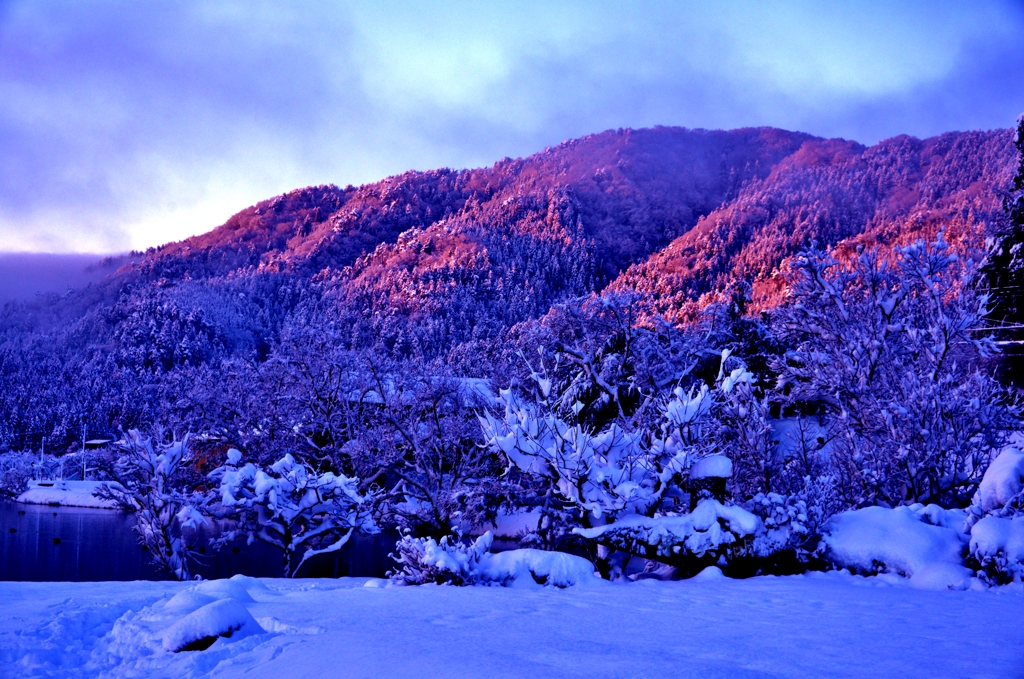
[0,253,127,304]
[0,124,1015,450]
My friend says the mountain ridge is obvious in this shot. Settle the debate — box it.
[132,126,815,281]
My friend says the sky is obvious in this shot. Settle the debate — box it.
[1,1,1023,254]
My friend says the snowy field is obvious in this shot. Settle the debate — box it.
[1,573,1022,679]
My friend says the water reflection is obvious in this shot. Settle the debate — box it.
[0,500,397,581]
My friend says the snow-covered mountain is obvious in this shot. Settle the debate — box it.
[0,124,1016,449]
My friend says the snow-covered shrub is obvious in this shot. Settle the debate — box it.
[962,446,1024,583]
[820,505,973,589]
[968,515,1024,584]
[96,430,206,581]
[487,297,712,550]
[479,548,598,587]
[479,354,748,531]
[389,532,493,586]
[743,476,844,562]
[575,500,762,574]
[480,388,656,523]
[715,364,778,496]
[389,530,597,587]
[346,359,504,538]
[480,377,686,575]
[212,450,377,577]
[746,492,810,556]
[965,446,1024,529]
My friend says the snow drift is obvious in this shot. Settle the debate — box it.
[821,506,972,590]
[162,599,263,652]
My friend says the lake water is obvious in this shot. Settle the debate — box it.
[0,500,398,581]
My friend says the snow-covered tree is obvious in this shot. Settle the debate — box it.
[713,358,778,496]
[479,376,679,531]
[330,355,505,538]
[211,450,377,577]
[0,451,64,496]
[512,293,707,433]
[96,430,206,581]
[773,236,1018,508]
[480,349,790,575]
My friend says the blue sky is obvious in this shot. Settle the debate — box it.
[1,0,1022,253]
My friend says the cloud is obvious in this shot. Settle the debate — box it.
[0,0,1022,253]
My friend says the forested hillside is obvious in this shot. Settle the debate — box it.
[0,125,1015,454]
[610,131,1016,321]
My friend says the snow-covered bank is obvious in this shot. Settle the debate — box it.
[16,480,117,509]
[1,574,1021,679]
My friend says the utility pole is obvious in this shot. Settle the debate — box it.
[82,421,87,481]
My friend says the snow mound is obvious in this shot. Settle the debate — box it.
[16,480,118,508]
[976,447,1024,513]
[969,516,1024,584]
[193,579,256,603]
[163,590,218,615]
[229,573,277,594]
[690,455,733,479]
[822,506,972,590]
[162,578,276,615]
[971,516,1024,561]
[480,549,599,587]
[901,503,968,530]
[692,565,725,580]
[94,578,269,668]
[161,599,264,652]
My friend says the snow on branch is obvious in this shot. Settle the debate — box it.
[96,429,206,581]
[210,450,377,577]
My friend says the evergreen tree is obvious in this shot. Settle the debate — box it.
[983,114,1024,384]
